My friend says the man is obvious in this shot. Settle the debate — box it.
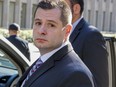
[16,0,96,87]
[7,23,30,61]
[65,0,109,87]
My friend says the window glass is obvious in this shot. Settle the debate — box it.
[114,39,116,58]
[32,4,37,28]
[21,3,26,28]
[0,49,18,76]
[105,38,113,87]
[9,2,15,24]
[0,1,3,27]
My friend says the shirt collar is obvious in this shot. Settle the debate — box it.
[40,41,69,63]
[71,16,83,34]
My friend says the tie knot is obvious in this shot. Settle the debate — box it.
[35,58,43,68]
[37,58,43,63]
[28,58,43,77]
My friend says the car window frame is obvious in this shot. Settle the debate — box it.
[104,36,116,87]
[0,35,31,76]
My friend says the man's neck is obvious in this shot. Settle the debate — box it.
[40,41,69,63]
[72,14,82,24]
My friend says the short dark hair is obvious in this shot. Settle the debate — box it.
[34,0,72,26]
[9,23,20,31]
[70,0,84,14]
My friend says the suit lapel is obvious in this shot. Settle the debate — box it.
[24,59,54,87]
[24,44,73,87]
[69,18,85,43]
[17,59,39,87]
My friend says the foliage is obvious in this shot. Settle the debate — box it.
[19,30,33,42]
[0,29,8,37]
[0,28,33,42]
[1,28,116,43]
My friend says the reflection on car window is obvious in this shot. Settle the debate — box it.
[0,49,18,76]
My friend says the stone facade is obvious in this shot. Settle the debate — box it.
[0,0,116,32]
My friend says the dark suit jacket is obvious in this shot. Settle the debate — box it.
[7,35,30,61]
[16,44,96,87]
[70,18,109,87]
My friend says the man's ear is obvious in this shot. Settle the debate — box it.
[65,24,72,37]
[63,24,72,42]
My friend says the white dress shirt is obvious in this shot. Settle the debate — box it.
[40,41,69,63]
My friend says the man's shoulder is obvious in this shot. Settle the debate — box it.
[17,37,28,43]
[77,18,99,33]
[79,20,103,38]
[63,50,92,75]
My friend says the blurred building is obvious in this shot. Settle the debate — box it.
[83,0,116,32]
[0,0,116,32]
[0,0,37,29]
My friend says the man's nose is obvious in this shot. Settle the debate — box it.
[38,25,47,35]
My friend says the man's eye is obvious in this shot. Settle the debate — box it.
[49,24,55,27]
[35,22,41,25]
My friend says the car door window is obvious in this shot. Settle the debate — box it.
[0,48,18,87]
[0,49,18,76]
[105,37,116,87]
[114,39,116,57]
[105,38,113,87]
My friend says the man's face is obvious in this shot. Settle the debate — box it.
[65,0,81,23]
[33,8,69,54]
